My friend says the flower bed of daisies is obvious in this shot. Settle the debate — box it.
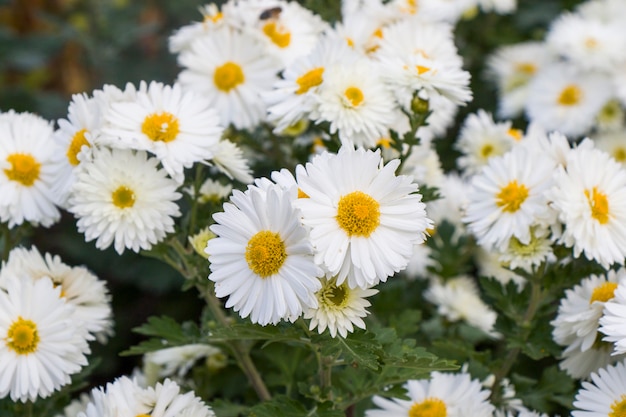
[2,0,626,416]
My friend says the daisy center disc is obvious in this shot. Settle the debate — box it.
[416,65,430,75]
[336,191,380,237]
[558,84,582,106]
[590,282,618,304]
[6,317,40,355]
[4,153,41,187]
[245,230,287,278]
[610,395,626,417]
[112,186,136,209]
[135,414,151,417]
[480,144,494,158]
[320,281,349,310]
[295,67,324,95]
[263,22,291,48]
[615,148,626,162]
[344,87,364,107]
[141,112,180,143]
[585,187,609,224]
[496,180,528,213]
[515,62,536,75]
[68,128,90,166]
[214,61,245,92]
[409,398,447,417]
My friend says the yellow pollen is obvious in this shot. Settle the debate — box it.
[590,282,618,304]
[295,67,324,95]
[409,398,447,417]
[585,187,610,224]
[558,84,582,106]
[585,37,598,49]
[344,87,364,107]
[204,12,223,24]
[214,61,245,92]
[262,21,291,48]
[496,180,529,213]
[372,28,383,38]
[319,281,350,310]
[52,281,67,298]
[405,0,418,14]
[135,414,151,417]
[112,186,136,209]
[67,128,90,166]
[336,191,380,237]
[245,230,287,277]
[507,128,523,141]
[416,65,430,75]
[297,188,309,199]
[610,395,626,417]
[614,148,626,162]
[515,62,536,75]
[6,317,39,355]
[346,37,355,47]
[480,144,495,158]
[141,112,180,143]
[4,153,41,187]
[376,137,393,149]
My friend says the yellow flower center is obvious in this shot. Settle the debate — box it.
[297,188,309,199]
[136,414,151,417]
[416,65,430,75]
[614,148,626,162]
[585,187,609,224]
[214,61,245,92]
[6,317,39,355]
[4,153,41,187]
[112,186,136,209]
[336,191,380,237]
[480,144,494,158]
[590,282,618,304]
[344,87,364,107]
[203,12,223,24]
[295,67,324,95]
[67,128,90,166]
[585,37,598,49]
[141,112,180,143]
[346,37,355,47]
[319,280,350,310]
[515,62,536,75]
[507,128,523,141]
[610,395,626,417]
[245,230,287,277]
[496,180,529,213]
[376,137,393,149]
[409,398,447,417]
[262,22,291,48]
[558,84,582,106]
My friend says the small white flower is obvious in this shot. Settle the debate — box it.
[572,360,626,417]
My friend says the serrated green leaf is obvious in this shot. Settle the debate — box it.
[121,315,202,356]
[208,322,308,346]
[315,331,381,371]
[247,395,342,417]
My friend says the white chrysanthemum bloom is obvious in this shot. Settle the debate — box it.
[424,276,500,337]
[55,393,91,417]
[549,146,626,268]
[168,3,230,54]
[314,60,398,147]
[68,147,182,255]
[525,64,612,137]
[0,110,63,228]
[482,375,525,417]
[184,178,233,204]
[519,124,595,169]
[0,276,89,402]
[294,147,432,289]
[177,25,279,130]
[78,376,215,417]
[594,99,625,132]
[100,81,223,183]
[404,243,435,280]
[598,283,626,355]
[577,0,626,23]
[209,139,254,184]
[397,0,475,24]
[497,225,556,272]
[375,18,471,107]
[559,343,622,380]
[486,42,555,118]
[399,142,445,187]
[464,146,556,250]
[207,182,321,325]
[593,129,626,165]
[475,248,526,289]
[265,33,358,134]
[546,12,626,73]
[572,360,626,417]
[455,109,518,175]
[366,370,495,417]
[304,275,378,338]
[0,246,113,343]
[143,343,221,384]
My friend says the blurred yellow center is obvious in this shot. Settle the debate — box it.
[480,144,494,158]
[585,187,609,224]
[496,180,528,213]
[590,282,618,304]
[416,65,430,75]
[508,128,523,141]
[263,22,291,48]
[112,186,136,209]
[558,84,582,106]
[6,317,39,355]
[204,12,223,24]
[610,395,626,417]
[515,62,536,75]
[141,112,179,143]
[68,128,90,166]
[377,137,393,149]
[297,188,309,198]
[336,191,380,237]
[295,67,324,95]
[319,281,349,309]
[344,87,364,107]
[409,398,447,417]
[4,153,41,186]
[614,148,626,162]
[214,61,245,92]
[245,230,286,277]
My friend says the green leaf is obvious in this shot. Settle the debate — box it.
[207,322,307,346]
[315,331,381,371]
[121,315,202,356]
[247,395,342,417]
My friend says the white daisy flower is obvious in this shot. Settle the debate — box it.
[184,178,233,204]
[68,147,182,255]
[207,182,321,326]
[475,247,526,289]
[168,3,230,54]
[559,343,622,380]
[416,93,459,143]
[399,142,445,188]
[143,343,221,383]
[0,276,89,402]
[464,146,555,250]
[577,0,626,23]
[209,138,254,184]
[304,275,378,338]
[549,146,626,268]
[425,172,470,238]
[177,25,280,130]
[0,110,63,228]
[404,243,435,280]
[0,246,113,343]
[593,129,626,165]
[294,147,432,289]
[100,81,223,183]
[366,369,495,417]
[598,283,626,355]
[572,360,626,417]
